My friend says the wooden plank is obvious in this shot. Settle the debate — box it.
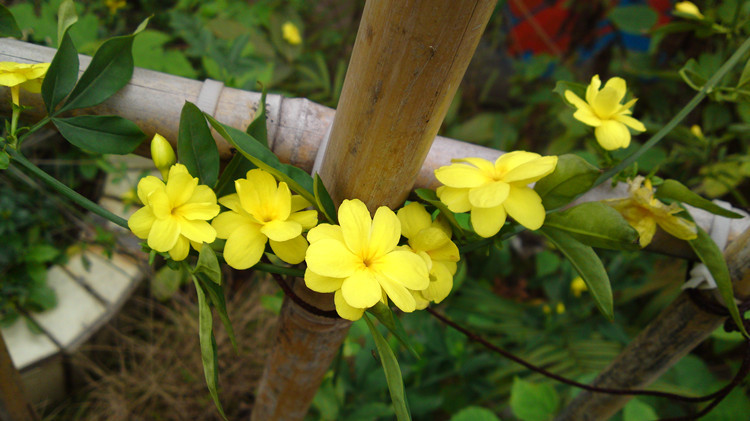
[0,333,37,421]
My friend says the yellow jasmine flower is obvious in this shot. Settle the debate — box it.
[606,176,697,247]
[304,199,430,321]
[105,0,127,15]
[0,62,51,106]
[128,164,220,261]
[556,302,565,314]
[675,1,704,19]
[690,124,704,139]
[570,276,587,297]
[434,152,558,237]
[212,169,317,270]
[282,22,302,45]
[564,75,646,150]
[397,202,460,304]
[150,134,176,180]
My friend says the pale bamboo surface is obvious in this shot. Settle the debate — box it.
[556,227,750,421]
[251,1,498,419]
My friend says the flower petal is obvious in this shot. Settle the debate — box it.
[592,85,623,119]
[572,107,603,127]
[288,209,318,230]
[338,199,371,255]
[334,290,365,321]
[436,186,471,213]
[184,185,217,205]
[427,239,460,263]
[218,193,243,213]
[602,77,627,103]
[495,151,541,174]
[655,214,697,241]
[128,206,155,239]
[178,218,216,244]
[304,268,344,293]
[377,275,416,313]
[595,120,631,150]
[305,238,360,278]
[168,236,190,261]
[341,269,382,308]
[372,250,429,291]
[423,262,453,303]
[504,186,546,230]
[291,195,312,212]
[585,75,602,104]
[166,171,198,208]
[148,216,181,252]
[468,180,510,208]
[148,189,171,219]
[614,114,646,132]
[261,219,302,242]
[502,156,558,185]
[411,227,450,252]
[307,223,344,244]
[367,206,401,259]
[470,205,506,237]
[176,202,220,220]
[453,157,495,173]
[270,235,308,264]
[434,163,491,188]
[564,90,591,111]
[223,224,266,269]
[212,211,253,239]
[136,176,164,204]
[397,202,432,240]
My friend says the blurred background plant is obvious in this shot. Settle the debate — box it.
[6,0,750,419]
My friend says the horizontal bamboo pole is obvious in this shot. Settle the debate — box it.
[556,226,750,420]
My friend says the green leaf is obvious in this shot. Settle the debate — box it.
[608,5,658,34]
[205,115,316,204]
[544,202,639,250]
[314,174,337,224]
[738,58,750,89]
[367,302,419,359]
[0,151,9,170]
[246,86,268,147]
[24,244,60,263]
[151,265,187,301]
[214,152,255,197]
[197,273,238,352]
[42,32,79,114]
[541,227,613,320]
[534,154,600,210]
[623,398,658,421]
[193,245,221,285]
[193,277,228,421]
[56,0,77,47]
[655,179,743,218]
[363,314,411,421]
[689,226,748,337]
[0,4,22,38]
[553,81,587,107]
[52,115,146,154]
[178,102,220,187]
[59,19,148,112]
[450,406,501,421]
[509,377,559,421]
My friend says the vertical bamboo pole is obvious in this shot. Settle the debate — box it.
[556,227,750,421]
[0,333,37,421]
[250,1,497,419]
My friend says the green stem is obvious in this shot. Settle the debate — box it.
[596,36,750,187]
[17,116,51,146]
[10,107,19,143]
[254,263,305,278]
[8,148,129,228]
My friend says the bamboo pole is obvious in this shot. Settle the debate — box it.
[556,227,750,421]
[250,1,497,419]
[0,333,37,421]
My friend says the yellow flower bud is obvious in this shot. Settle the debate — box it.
[556,302,565,314]
[150,134,176,180]
[570,276,588,297]
[690,124,704,139]
[675,1,704,19]
[282,22,302,45]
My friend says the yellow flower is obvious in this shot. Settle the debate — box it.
[150,134,176,180]
[105,0,127,15]
[282,22,302,45]
[690,124,704,139]
[564,75,646,150]
[0,62,51,106]
[606,176,697,247]
[128,164,220,261]
[397,202,460,304]
[304,199,430,321]
[570,276,587,297]
[556,302,565,314]
[675,1,704,19]
[434,152,558,237]
[212,169,317,270]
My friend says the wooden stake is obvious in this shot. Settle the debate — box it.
[250,1,496,419]
[0,333,37,421]
[556,227,750,421]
